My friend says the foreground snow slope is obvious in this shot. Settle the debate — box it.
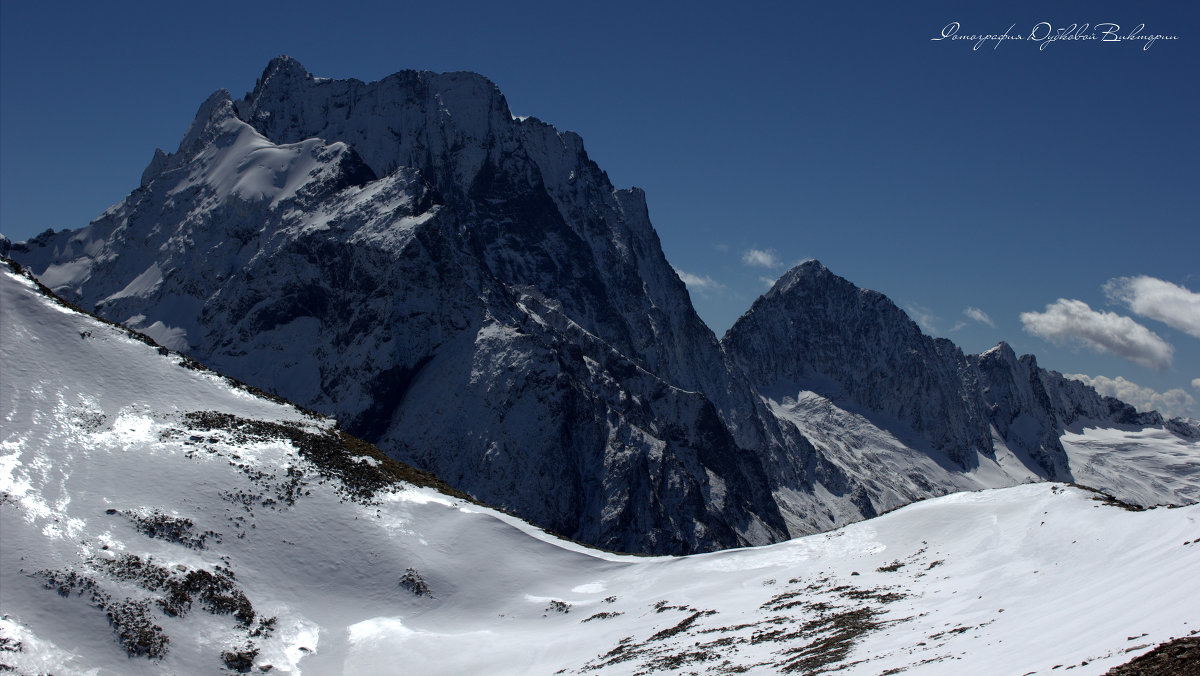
[3,263,1199,675]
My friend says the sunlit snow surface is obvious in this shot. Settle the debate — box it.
[2,266,1198,675]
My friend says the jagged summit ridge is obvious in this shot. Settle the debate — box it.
[238,56,513,185]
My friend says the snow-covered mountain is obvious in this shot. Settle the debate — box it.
[3,262,1198,676]
[6,57,792,555]
[6,57,1198,554]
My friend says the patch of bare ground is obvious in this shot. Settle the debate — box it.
[773,606,881,674]
[1066,483,1148,511]
[178,411,469,503]
[576,579,910,674]
[1104,636,1200,676]
[582,612,623,623]
[31,554,275,666]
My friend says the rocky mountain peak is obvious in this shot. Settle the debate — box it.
[724,261,990,467]
[258,54,312,84]
[178,89,235,153]
[762,259,826,296]
[6,58,791,554]
[978,340,1017,365]
[756,259,902,324]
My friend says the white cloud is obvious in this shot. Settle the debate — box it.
[760,276,779,289]
[905,303,940,335]
[948,320,967,333]
[1020,298,1174,370]
[1105,275,1200,338]
[742,248,781,269]
[964,306,995,327]
[674,268,725,293]
[1066,373,1197,419]
[1192,377,1200,391]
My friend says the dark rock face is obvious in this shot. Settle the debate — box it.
[722,261,992,468]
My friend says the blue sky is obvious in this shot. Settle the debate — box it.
[2,1,1198,416]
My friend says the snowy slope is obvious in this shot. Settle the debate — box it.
[4,261,1200,675]
[1061,424,1200,507]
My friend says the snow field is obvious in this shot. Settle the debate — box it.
[3,267,1198,675]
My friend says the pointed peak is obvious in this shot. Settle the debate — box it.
[767,259,841,296]
[248,56,315,101]
[263,55,310,80]
[140,148,169,188]
[982,340,1013,354]
[198,87,234,113]
[783,258,827,277]
[979,341,1017,363]
[177,89,234,155]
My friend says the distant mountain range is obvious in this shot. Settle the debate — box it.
[5,56,1198,555]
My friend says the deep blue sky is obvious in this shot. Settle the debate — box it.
[2,1,1198,415]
